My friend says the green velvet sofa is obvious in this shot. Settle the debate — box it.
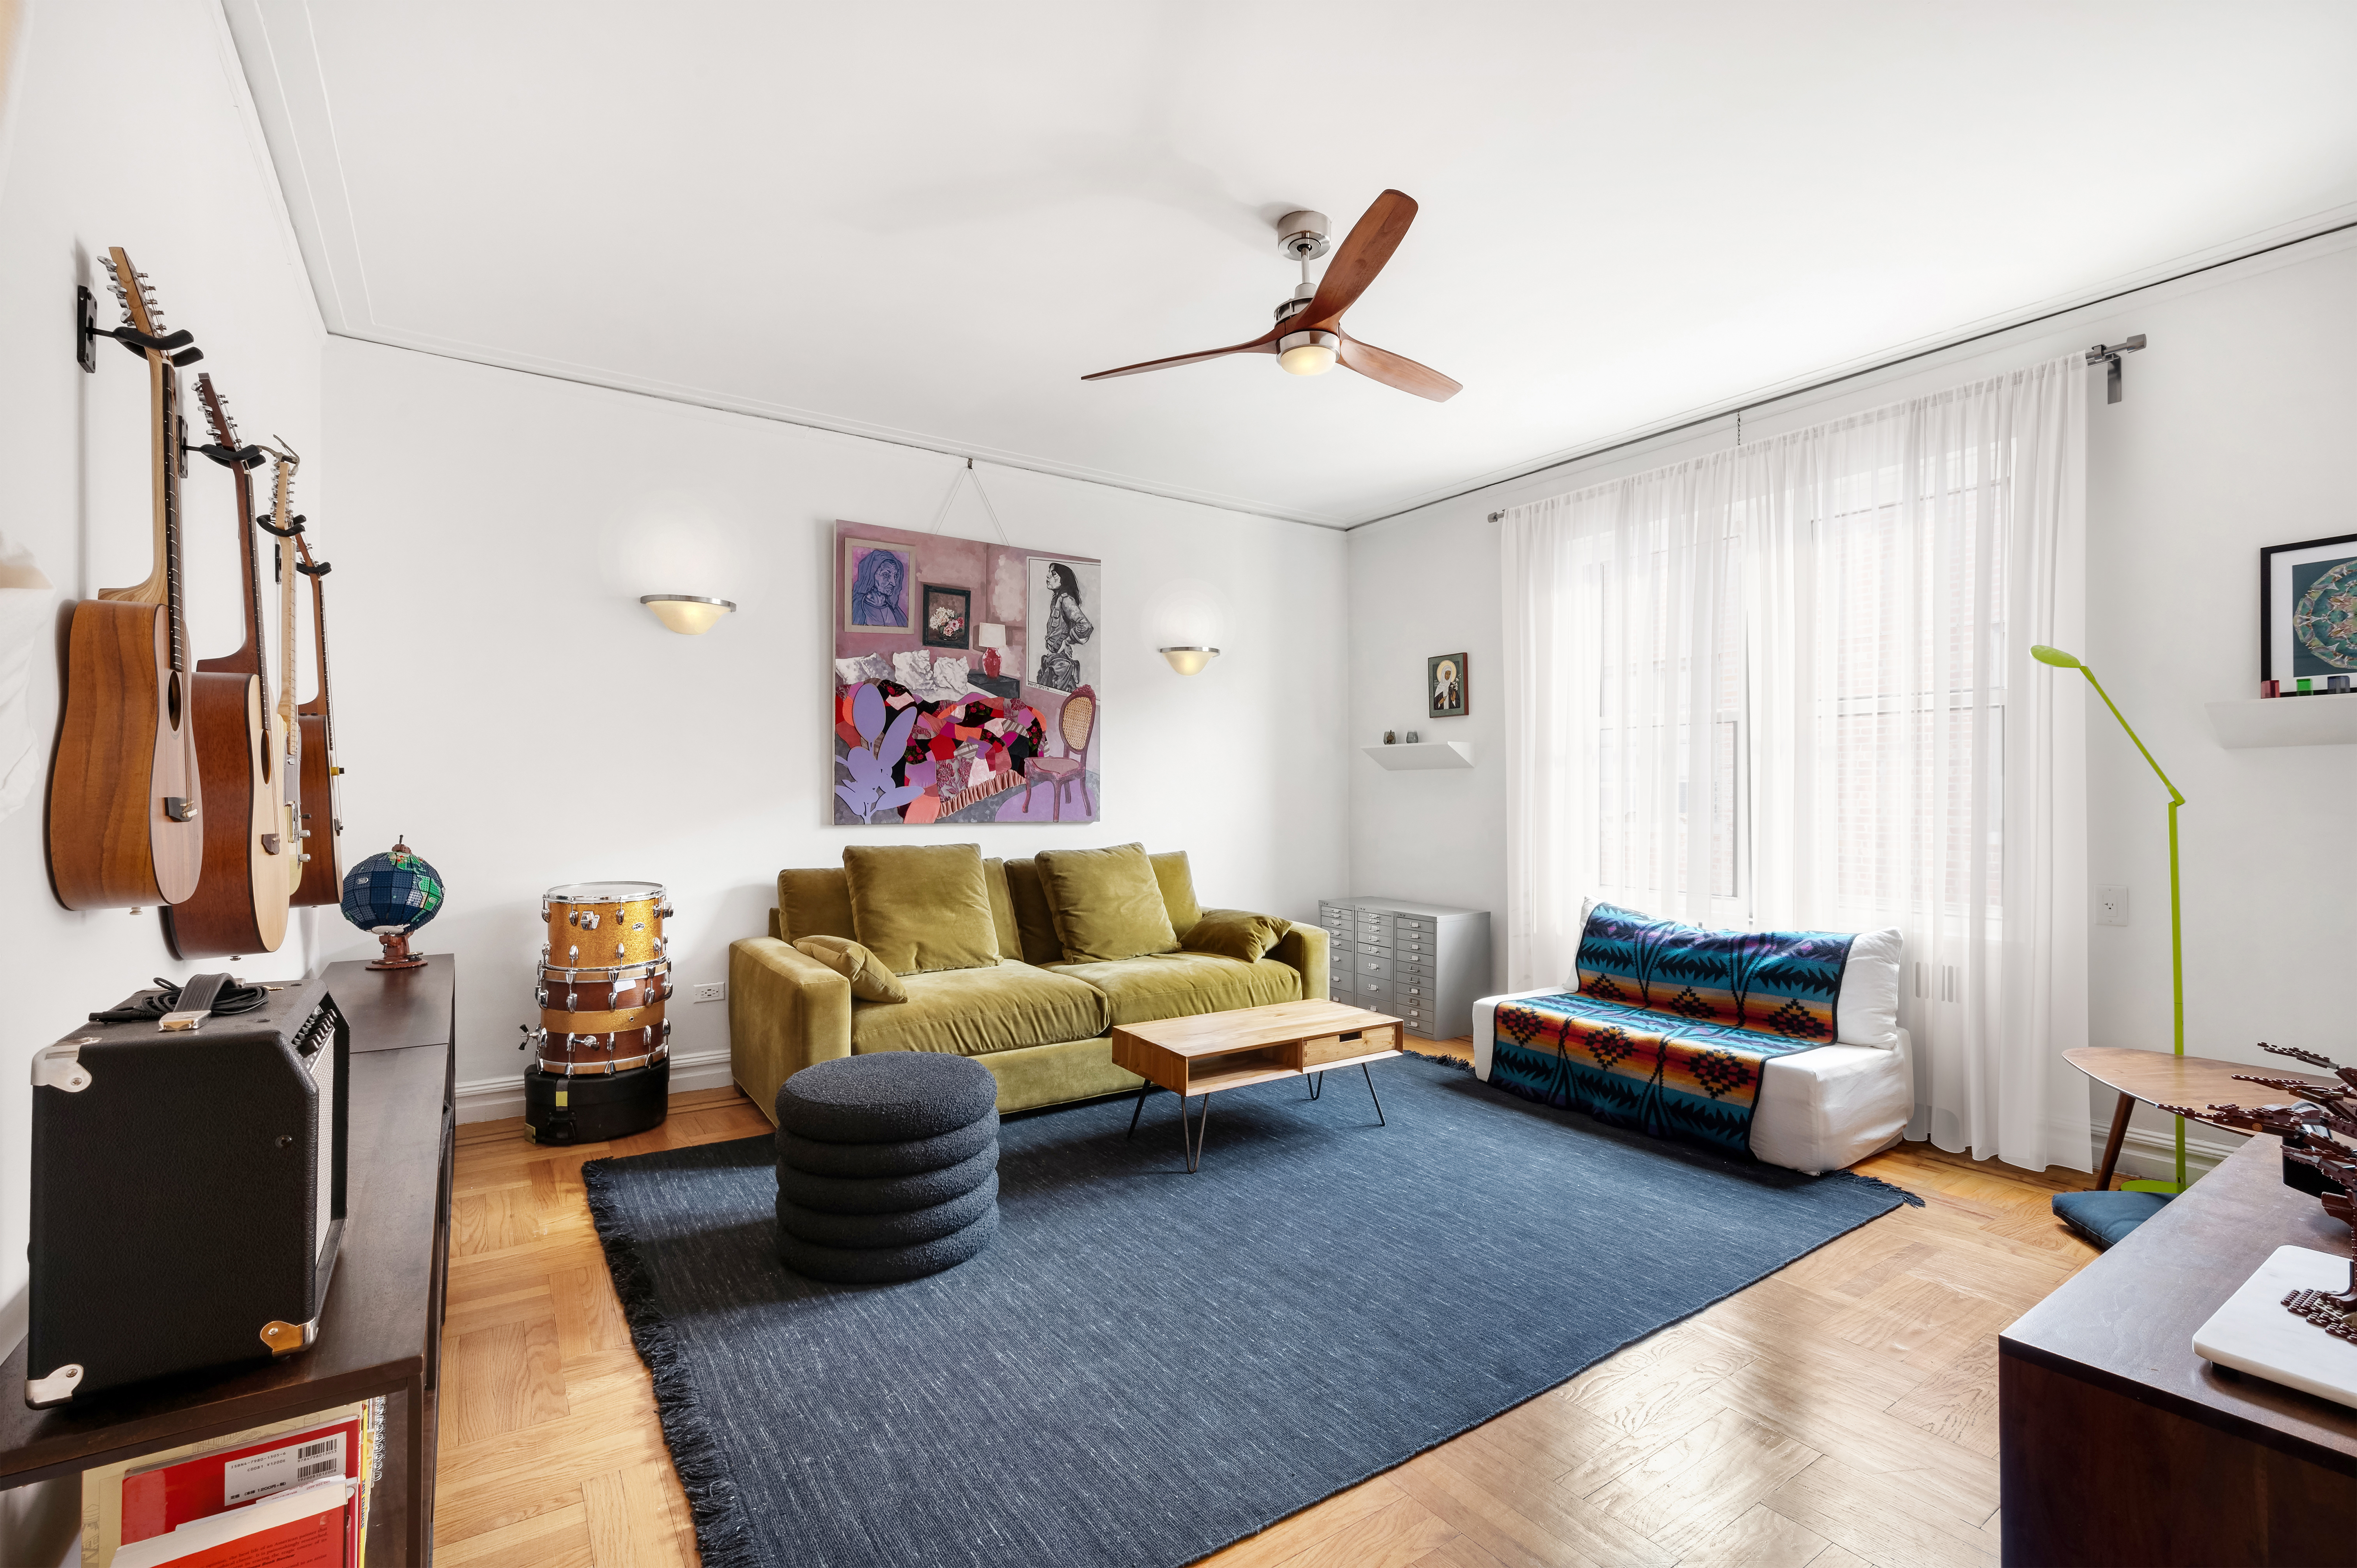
[728,852,1329,1123]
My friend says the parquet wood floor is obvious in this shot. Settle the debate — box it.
[437,1042,2097,1568]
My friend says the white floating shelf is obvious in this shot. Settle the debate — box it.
[2206,694,2357,749]
[1362,741,1474,771]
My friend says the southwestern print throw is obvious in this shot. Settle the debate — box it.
[1488,904,1856,1158]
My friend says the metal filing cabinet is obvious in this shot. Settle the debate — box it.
[1316,897,1492,1041]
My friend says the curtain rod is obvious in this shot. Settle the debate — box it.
[1445,216,2357,527]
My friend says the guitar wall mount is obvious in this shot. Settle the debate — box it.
[76,283,203,373]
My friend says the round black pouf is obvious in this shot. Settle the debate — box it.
[776,1052,997,1143]
[774,1051,1001,1283]
[778,1206,999,1285]
[778,1109,999,1178]
[778,1172,999,1249]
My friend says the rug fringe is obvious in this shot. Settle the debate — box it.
[1404,1048,1474,1073]
[1824,1168,1926,1207]
[583,1158,766,1568]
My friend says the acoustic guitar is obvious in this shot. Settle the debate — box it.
[161,375,290,958]
[290,519,345,906]
[46,249,206,910]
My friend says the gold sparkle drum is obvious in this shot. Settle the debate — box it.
[541,880,671,969]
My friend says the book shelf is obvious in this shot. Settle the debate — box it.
[0,957,457,1566]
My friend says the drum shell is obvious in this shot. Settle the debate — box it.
[540,996,665,1036]
[531,1017,671,1076]
[542,882,670,968]
[536,962,672,1014]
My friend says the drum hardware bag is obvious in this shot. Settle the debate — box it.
[26,973,348,1408]
[524,1058,669,1146]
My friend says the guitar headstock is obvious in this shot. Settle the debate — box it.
[104,247,166,339]
[194,373,237,447]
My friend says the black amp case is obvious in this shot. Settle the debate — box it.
[26,975,349,1408]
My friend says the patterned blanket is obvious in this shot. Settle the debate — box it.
[1488,904,1856,1158]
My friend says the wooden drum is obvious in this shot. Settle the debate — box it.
[541,880,671,969]
[529,1016,672,1077]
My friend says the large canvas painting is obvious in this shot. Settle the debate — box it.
[832,520,1104,825]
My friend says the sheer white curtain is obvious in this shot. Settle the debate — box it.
[1502,355,2087,1170]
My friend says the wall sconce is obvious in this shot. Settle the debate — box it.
[640,594,737,634]
[1158,646,1220,676]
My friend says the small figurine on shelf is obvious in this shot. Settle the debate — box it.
[2163,1042,2357,1338]
[341,837,445,970]
[1404,731,1420,744]
[1383,730,1397,745]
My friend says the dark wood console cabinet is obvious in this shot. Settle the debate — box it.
[0,956,457,1565]
[2000,1132,2357,1565]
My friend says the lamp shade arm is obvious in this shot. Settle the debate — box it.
[2077,666,2185,806]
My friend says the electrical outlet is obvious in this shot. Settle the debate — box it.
[692,981,727,1003]
[2096,885,2129,927]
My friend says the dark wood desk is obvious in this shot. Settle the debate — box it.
[2065,1045,2335,1191]
[0,956,457,1565]
[2000,1132,2357,1565]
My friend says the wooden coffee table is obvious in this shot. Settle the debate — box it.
[2066,1045,2337,1191]
[1113,999,1404,1172]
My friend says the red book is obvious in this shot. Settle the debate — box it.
[118,1416,361,1566]
[110,1480,351,1568]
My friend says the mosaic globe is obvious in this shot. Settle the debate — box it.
[341,840,445,935]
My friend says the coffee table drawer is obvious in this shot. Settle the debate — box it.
[1303,1024,1397,1067]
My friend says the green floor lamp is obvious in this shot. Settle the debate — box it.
[2030,644,2188,1193]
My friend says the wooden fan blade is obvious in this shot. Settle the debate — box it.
[1297,189,1417,331]
[1082,331,1279,381]
[1337,334,1461,402]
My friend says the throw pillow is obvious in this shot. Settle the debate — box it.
[1000,859,1066,966]
[981,858,1022,960]
[777,868,858,943]
[1179,908,1291,964]
[791,936,908,1003]
[842,844,1001,975]
[1835,927,1904,1048]
[1035,842,1180,963]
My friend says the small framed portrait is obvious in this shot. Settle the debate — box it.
[1428,652,1467,718]
[2262,533,2357,683]
[841,538,914,634]
[921,583,972,649]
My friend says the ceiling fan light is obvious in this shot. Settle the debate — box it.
[1277,330,1340,377]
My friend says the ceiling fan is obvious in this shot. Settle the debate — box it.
[1081,189,1461,402]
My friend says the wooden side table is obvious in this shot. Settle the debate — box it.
[2067,1045,2336,1192]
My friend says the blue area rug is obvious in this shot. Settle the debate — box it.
[584,1054,1918,1568]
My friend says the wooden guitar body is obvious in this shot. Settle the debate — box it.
[161,672,288,958]
[292,710,343,906]
[47,598,202,907]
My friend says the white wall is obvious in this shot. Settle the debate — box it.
[1349,230,2357,1180]
[0,0,325,1560]
[315,339,1352,1108]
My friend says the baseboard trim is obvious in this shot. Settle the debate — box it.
[453,1049,736,1124]
[2105,1120,2240,1184]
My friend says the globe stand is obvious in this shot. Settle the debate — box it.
[367,929,429,971]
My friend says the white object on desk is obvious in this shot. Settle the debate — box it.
[2192,1244,2357,1412]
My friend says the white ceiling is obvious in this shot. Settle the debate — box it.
[226,1,2357,527]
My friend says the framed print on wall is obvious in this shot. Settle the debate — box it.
[2261,533,2357,684]
[921,583,971,649]
[841,538,914,633]
[1428,652,1467,718]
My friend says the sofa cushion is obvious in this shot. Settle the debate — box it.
[1036,842,1179,962]
[1000,858,1065,966]
[850,961,1110,1058]
[1180,908,1292,964]
[778,867,857,943]
[1051,951,1301,1027]
[981,858,1022,960]
[843,843,1001,974]
[1149,850,1202,934]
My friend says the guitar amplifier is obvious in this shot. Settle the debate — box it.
[25,974,348,1408]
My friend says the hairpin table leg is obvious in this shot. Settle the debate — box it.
[1179,1092,1212,1173]
[1307,1071,1324,1100]
[1126,1077,1154,1140]
[1364,1062,1387,1126]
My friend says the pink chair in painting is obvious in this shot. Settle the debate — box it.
[1022,685,1096,821]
